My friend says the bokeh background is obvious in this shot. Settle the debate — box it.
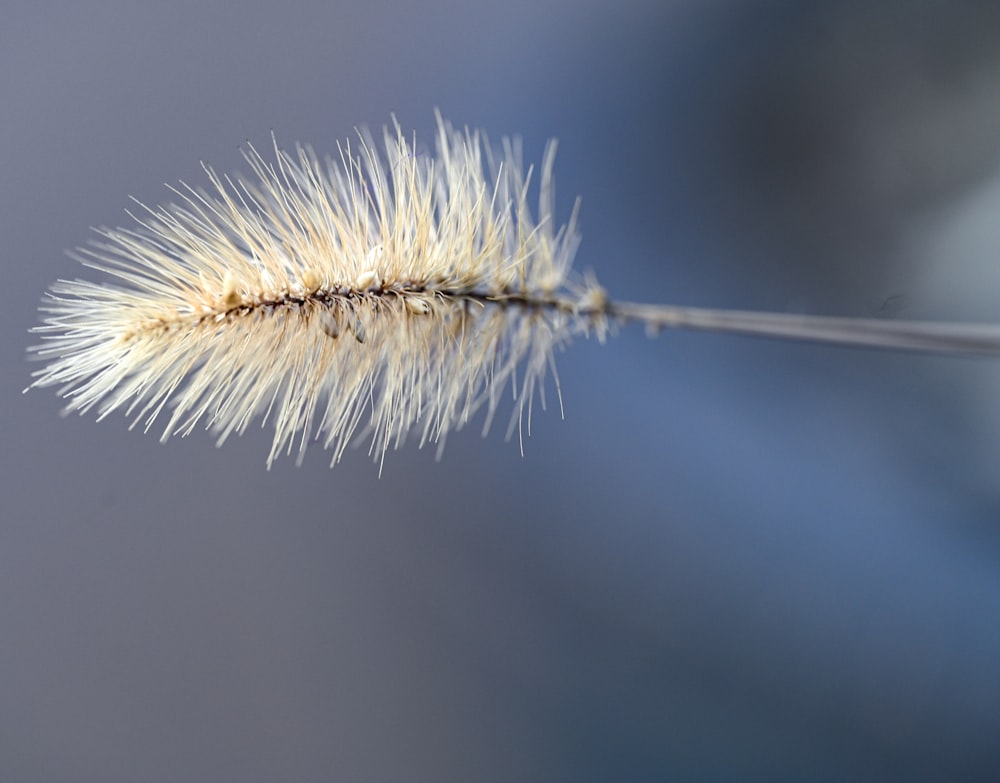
[4,0,1000,779]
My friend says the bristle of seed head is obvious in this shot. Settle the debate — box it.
[27,112,595,470]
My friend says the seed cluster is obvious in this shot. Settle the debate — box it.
[29,114,594,469]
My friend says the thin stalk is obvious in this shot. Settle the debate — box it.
[606,300,1000,356]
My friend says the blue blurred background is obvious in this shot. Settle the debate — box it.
[4,0,1000,779]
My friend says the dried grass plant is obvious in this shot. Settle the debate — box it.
[27,112,1000,470]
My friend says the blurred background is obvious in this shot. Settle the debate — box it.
[4,0,1000,779]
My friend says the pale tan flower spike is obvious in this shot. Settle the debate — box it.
[28,112,1000,470]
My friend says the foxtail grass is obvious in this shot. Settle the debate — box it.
[28,112,1000,470]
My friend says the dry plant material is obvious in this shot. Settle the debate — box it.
[28,113,1000,469]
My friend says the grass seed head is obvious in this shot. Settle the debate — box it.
[28,113,592,469]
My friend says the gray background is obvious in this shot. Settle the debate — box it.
[4,0,1000,780]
